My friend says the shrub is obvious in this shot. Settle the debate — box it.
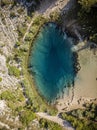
[1,0,13,6]
[0,90,15,101]
[17,25,27,37]
[0,89,25,112]
[78,0,97,12]
[90,34,97,43]
[39,118,63,130]
[20,109,36,126]
[8,66,20,77]
[10,12,16,18]
[0,77,2,82]
[0,89,25,102]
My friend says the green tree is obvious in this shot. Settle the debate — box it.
[8,66,21,77]
[20,109,36,126]
[78,0,97,12]
[0,77,2,82]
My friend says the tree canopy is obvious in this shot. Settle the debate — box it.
[78,0,97,11]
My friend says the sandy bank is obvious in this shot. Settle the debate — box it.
[56,47,97,112]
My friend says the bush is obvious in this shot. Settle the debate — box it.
[49,11,60,22]
[0,90,15,101]
[17,8,24,14]
[71,109,84,119]
[17,25,27,37]
[8,66,21,77]
[90,33,97,43]
[1,0,14,6]
[0,89,25,102]
[10,12,16,18]
[20,109,36,126]
[0,89,25,112]
[61,103,97,130]
[0,77,2,82]
[39,118,63,130]
[78,0,97,12]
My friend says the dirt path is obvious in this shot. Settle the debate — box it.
[37,112,75,130]
[22,13,39,42]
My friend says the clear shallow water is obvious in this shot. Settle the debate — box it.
[29,23,76,102]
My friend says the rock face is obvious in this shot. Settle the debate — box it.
[0,2,27,129]
[0,8,20,91]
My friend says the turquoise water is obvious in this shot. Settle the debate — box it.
[29,23,75,102]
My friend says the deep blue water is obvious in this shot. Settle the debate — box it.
[29,23,75,102]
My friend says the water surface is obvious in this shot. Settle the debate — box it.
[29,23,75,102]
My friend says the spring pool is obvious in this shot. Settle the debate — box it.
[29,23,76,102]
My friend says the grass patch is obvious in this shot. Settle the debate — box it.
[0,77,2,82]
[19,108,36,127]
[8,65,21,77]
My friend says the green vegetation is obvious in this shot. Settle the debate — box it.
[10,11,16,18]
[17,24,27,40]
[1,0,97,129]
[78,0,97,43]
[61,103,97,130]
[19,108,36,126]
[49,11,62,23]
[0,89,36,129]
[0,89,25,111]
[8,65,21,77]
[15,41,21,47]
[0,77,2,82]
[1,0,16,6]
[78,0,97,12]
[39,118,65,130]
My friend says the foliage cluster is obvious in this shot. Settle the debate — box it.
[0,89,37,128]
[8,65,21,77]
[39,118,64,130]
[61,103,97,130]
[19,107,36,126]
[17,24,27,40]
[0,77,2,82]
[78,0,97,43]
[0,89,25,111]
[0,0,16,6]
[25,15,47,42]
[78,0,97,12]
